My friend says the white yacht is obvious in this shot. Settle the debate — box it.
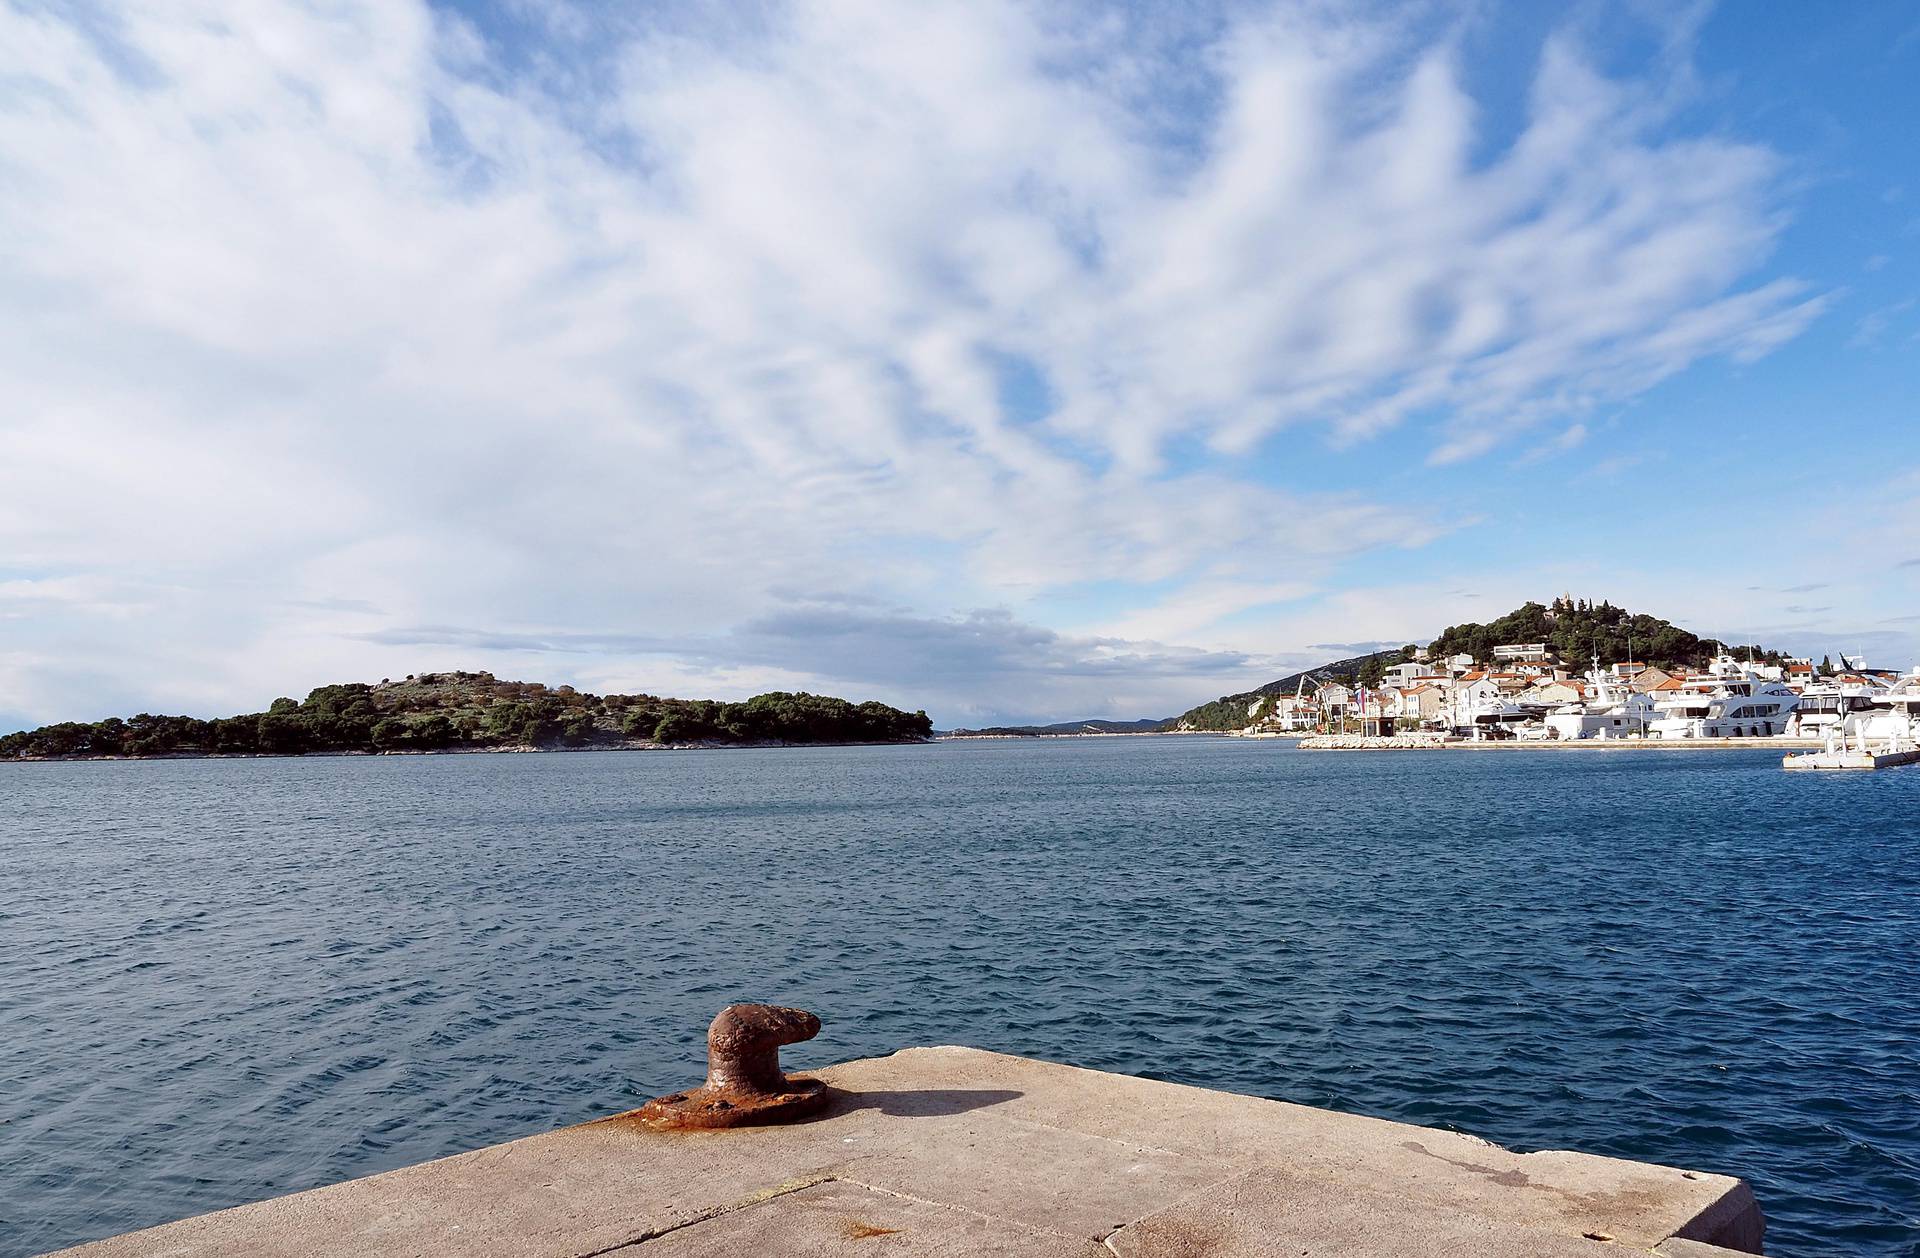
[1649,654,1799,739]
[1458,693,1563,739]
[1546,658,1661,740]
[1786,673,1890,737]
[1845,669,1920,744]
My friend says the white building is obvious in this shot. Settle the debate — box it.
[1382,661,1433,688]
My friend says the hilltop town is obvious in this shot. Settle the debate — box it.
[1175,597,1919,743]
[1199,644,1908,741]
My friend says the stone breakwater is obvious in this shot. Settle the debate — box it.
[1299,733,1452,750]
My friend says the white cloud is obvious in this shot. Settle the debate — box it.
[345,604,1284,725]
[0,1,1826,725]
[1850,298,1918,349]
[1513,421,1590,465]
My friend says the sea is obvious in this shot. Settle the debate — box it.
[2,738,1916,1255]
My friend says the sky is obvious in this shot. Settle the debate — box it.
[2,0,1918,731]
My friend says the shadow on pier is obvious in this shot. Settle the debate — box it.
[824,1087,1023,1118]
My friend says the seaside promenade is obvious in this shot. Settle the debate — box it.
[60,1035,1765,1257]
[1291,733,1827,751]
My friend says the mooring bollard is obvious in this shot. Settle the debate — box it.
[638,1004,831,1129]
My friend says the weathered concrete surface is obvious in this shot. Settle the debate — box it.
[55,1046,1764,1257]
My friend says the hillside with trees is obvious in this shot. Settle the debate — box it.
[1167,647,1404,732]
[0,672,932,760]
[941,718,1166,737]
[1425,596,1782,671]
[1167,596,1785,732]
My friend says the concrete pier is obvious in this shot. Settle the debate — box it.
[58,1046,1764,1256]
[1782,745,1920,770]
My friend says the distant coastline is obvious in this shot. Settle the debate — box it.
[933,729,1199,740]
[1,737,936,764]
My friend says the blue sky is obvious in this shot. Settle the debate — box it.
[1,0,1916,729]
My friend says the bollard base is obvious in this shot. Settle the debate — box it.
[633,1077,832,1129]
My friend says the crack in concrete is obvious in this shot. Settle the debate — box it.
[1084,1166,1265,1247]
[834,1175,1089,1243]
[581,1173,837,1255]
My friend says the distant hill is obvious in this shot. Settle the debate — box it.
[940,717,1168,737]
[1168,597,1787,732]
[0,672,932,760]
[1169,649,1398,731]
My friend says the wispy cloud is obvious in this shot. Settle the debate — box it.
[1851,298,1918,349]
[350,606,1278,723]
[1512,422,1592,466]
[0,1,1834,723]
[1304,640,1402,655]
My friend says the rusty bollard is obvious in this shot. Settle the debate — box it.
[637,1004,831,1129]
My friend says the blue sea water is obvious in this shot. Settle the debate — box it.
[1,738,1917,1256]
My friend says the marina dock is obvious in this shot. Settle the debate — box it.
[1782,746,1920,770]
[59,1044,1766,1257]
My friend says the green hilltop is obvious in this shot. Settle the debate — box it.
[0,672,932,760]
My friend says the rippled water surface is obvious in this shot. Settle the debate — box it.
[3,739,1918,1255]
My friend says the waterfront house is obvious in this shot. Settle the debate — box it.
[1447,671,1503,729]
[1529,679,1583,705]
[1489,671,1531,696]
[1382,661,1429,688]
[1392,684,1446,725]
[1269,694,1317,731]
[1645,677,1687,710]
[1626,666,1675,693]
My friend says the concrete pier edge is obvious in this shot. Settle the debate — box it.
[55,1046,1765,1257]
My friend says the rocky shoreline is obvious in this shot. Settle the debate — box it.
[0,737,933,764]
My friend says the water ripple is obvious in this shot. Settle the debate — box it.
[1,740,1916,1254]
